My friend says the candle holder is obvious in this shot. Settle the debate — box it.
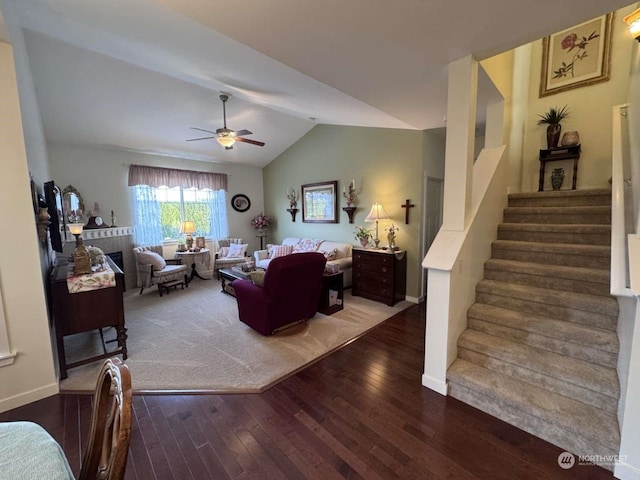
[343,180,357,207]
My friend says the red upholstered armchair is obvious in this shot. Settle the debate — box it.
[233,252,327,335]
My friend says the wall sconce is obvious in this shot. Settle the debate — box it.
[364,203,389,248]
[624,8,640,41]
[180,221,197,250]
[67,223,91,275]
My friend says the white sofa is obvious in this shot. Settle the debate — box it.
[253,237,353,287]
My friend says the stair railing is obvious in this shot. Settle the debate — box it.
[611,104,634,297]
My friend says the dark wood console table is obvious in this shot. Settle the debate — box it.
[538,145,581,191]
[50,256,126,379]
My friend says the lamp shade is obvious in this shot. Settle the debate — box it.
[180,221,197,234]
[217,135,236,148]
[67,223,84,235]
[364,203,389,222]
[624,8,640,40]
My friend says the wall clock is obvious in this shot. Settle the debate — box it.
[231,194,251,212]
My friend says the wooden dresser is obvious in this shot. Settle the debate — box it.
[49,256,127,379]
[352,248,406,306]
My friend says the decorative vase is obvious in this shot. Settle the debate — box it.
[546,124,562,149]
[551,168,565,190]
[561,131,580,146]
[37,206,51,242]
[359,237,368,248]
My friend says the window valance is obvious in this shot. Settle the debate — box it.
[127,164,228,191]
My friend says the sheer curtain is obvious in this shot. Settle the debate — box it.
[207,189,229,240]
[131,185,163,245]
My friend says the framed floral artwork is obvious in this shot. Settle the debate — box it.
[302,180,338,223]
[539,13,613,97]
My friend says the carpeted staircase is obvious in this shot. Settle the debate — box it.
[447,189,620,464]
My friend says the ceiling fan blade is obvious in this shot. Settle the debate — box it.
[234,129,252,137]
[190,127,217,135]
[186,136,217,142]
[236,137,265,147]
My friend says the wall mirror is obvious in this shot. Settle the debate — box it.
[62,185,84,222]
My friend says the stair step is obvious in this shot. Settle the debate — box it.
[467,306,618,369]
[476,279,618,330]
[484,259,610,296]
[491,240,610,269]
[503,206,611,224]
[447,360,620,461]
[458,330,619,408]
[497,223,611,246]
[508,189,611,208]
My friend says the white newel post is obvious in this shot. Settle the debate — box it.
[422,55,478,395]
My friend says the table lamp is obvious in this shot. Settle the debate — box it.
[364,203,389,248]
[67,223,91,274]
[180,221,197,250]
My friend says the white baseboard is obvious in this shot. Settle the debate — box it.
[0,383,59,414]
[422,373,448,395]
[615,461,640,480]
[405,295,420,304]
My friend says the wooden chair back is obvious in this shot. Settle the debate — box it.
[79,358,132,480]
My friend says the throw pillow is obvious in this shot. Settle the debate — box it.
[138,251,166,271]
[227,243,248,258]
[292,238,322,253]
[217,246,230,258]
[249,270,266,287]
[268,244,293,259]
[320,248,337,261]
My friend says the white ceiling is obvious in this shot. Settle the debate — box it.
[4,0,635,167]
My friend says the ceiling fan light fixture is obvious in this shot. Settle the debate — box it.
[216,136,236,148]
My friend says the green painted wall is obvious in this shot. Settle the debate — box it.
[264,124,443,300]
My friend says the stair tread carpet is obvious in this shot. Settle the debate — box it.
[477,279,618,316]
[484,259,610,285]
[492,240,610,258]
[498,223,611,234]
[504,205,611,215]
[467,303,619,354]
[447,359,620,452]
[458,330,619,399]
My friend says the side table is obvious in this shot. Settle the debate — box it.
[174,248,211,281]
[538,145,580,191]
[318,271,344,315]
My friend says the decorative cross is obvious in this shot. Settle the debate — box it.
[401,199,415,224]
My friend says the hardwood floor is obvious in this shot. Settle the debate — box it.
[0,303,613,479]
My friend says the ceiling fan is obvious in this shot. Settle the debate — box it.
[187,93,265,150]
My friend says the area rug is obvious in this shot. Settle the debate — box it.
[59,278,411,393]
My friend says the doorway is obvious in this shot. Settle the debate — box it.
[422,176,443,297]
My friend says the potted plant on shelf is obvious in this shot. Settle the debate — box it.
[537,105,570,149]
[354,226,372,248]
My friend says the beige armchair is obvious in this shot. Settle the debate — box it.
[213,237,250,279]
[133,245,189,296]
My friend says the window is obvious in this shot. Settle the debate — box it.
[132,185,228,245]
[128,164,229,246]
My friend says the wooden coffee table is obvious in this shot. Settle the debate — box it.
[219,268,251,297]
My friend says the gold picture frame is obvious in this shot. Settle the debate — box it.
[195,236,206,249]
[539,13,613,97]
[302,180,338,223]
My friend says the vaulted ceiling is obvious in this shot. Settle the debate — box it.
[2,0,634,166]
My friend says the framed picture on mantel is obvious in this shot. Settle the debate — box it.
[302,181,338,223]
